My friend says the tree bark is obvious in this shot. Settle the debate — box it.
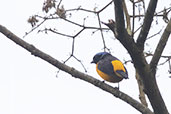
[150,20,171,74]
[111,0,169,114]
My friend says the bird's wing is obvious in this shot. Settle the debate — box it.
[111,60,128,79]
[97,59,115,76]
[97,55,128,79]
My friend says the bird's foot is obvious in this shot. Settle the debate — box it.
[114,87,119,90]
[102,80,105,83]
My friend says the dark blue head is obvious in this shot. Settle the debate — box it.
[91,52,110,64]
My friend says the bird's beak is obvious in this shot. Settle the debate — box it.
[91,61,95,64]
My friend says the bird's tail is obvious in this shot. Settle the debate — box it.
[116,70,128,79]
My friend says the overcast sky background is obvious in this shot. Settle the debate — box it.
[0,0,171,114]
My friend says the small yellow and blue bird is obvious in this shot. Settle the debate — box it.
[91,52,128,83]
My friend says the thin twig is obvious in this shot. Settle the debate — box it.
[66,8,95,13]
[39,28,73,38]
[73,55,87,72]
[23,19,46,38]
[97,0,113,13]
[97,13,107,51]
[147,29,162,40]
[134,25,142,34]
[57,0,62,8]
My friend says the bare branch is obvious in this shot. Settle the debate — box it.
[136,0,158,50]
[97,13,107,51]
[145,52,171,59]
[72,55,87,72]
[25,14,109,39]
[63,18,109,30]
[147,29,162,40]
[134,25,143,34]
[150,19,171,75]
[66,7,95,13]
[132,0,135,38]
[135,70,148,107]
[109,1,169,113]
[97,0,113,13]
[24,19,46,38]
[122,0,132,35]
[130,6,171,19]
[158,58,170,66]
[57,0,62,8]
[0,24,153,114]
[39,28,73,38]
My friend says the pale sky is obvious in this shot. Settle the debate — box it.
[0,0,171,114]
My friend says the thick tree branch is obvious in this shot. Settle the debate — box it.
[136,0,158,50]
[111,0,145,70]
[110,0,169,114]
[113,0,125,41]
[0,24,153,114]
[104,19,169,114]
[150,19,171,74]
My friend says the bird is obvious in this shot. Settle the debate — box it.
[91,52,128,83]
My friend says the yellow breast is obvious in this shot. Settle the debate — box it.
[96,64,122,83]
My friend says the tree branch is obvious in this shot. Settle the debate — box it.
[0,24,153,114]
[108,0,169,113]
[150,19,171,74]
[113,0,125,41]
[122,0,132,35]
[111,0,144,70]
[136,0,158,50]
[135,70,148,107]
